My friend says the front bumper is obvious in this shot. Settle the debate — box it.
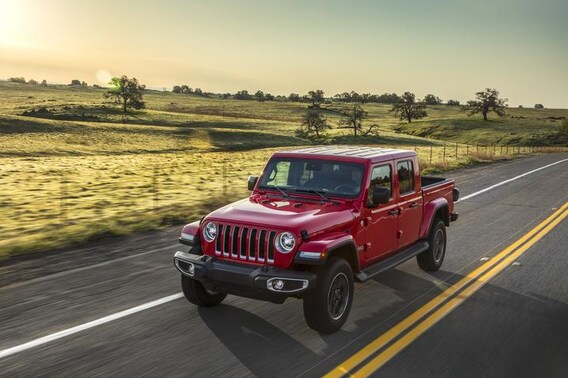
[173,251,316,303]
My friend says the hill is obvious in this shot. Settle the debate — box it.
[0,80,565,258]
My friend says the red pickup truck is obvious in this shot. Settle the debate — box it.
[174,146,459,333]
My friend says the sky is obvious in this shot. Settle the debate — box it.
[0,0,567,107]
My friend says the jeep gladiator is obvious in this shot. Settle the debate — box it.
[174,146,459,333]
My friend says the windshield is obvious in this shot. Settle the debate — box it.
[258,157,365,198]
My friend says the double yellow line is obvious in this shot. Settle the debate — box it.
[326,201,568,378]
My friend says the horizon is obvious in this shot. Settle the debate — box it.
[1,0,567,108]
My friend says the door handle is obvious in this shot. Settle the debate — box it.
[409,202,420,208]
[388,209,399,216]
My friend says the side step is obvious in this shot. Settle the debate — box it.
[355,241,429,282]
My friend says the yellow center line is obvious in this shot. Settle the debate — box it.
[324,202,568,378]
[354,205,567,377]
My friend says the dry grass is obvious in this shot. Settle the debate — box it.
[1,81,565,258]
[0,142,537,257]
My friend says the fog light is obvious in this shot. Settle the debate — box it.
[272,279,284,290]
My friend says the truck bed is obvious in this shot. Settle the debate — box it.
[421,175,456,216]
[421,175,452,189]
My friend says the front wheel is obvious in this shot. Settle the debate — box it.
[417,219,447,272]
[303,257,354,334]
[181,275,226,307]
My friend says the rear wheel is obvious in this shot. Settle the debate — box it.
[303,257,354,334]
[181,275,226,307]
[417,219,446,272]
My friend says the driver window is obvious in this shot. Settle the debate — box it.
[368,165,392,204]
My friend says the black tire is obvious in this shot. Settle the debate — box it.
[181,275,226,307]
[303,257,354,334]
[417,219,447,272]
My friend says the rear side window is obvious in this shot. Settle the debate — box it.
[397,160,415,195]
[368,165,392,204]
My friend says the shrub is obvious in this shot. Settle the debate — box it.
[8,77,26,84]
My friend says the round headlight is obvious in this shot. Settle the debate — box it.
[203,222,217,242]
[275,232,296,253]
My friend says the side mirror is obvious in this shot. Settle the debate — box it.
[248,175,259,191]
[370,187,390,207]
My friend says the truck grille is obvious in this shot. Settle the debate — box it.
[215,224,276,264]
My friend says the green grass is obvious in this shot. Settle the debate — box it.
[0,80,565,258]
[395,110,567,146]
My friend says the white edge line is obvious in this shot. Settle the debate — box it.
[2,157,567,360]
[457,158,568,202]
[0,293,183,360]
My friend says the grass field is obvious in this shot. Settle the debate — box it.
[0,80,566,258]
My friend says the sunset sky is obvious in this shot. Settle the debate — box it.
[0,0,566,107]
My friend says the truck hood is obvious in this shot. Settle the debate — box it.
[206,196,357,236]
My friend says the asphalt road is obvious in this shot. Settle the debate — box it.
[0,153,567,377]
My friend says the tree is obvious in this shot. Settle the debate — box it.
[288,93,301,102]
[339,104,368,136]
[27,79,38,85]
[466,88,507,121]
[40,79,48,86]
[172,85,182,93]
[350,91,361,103]
[180,85,192,94]
[8,77,26,84]
[104,75,145,112]
[534,103,544,109]
[234,90,251,100]
[255,90,265,102]
[423,94,442,105]
[307,90,325,108]
[390,92,427,123]
[446,99,460,106]
[70,79,81,86]
[194,88,203,95]
[265,93,275,101]
[360,93,371,104]
[377,93,401,104]
[81,81,88,87]
[296,109,331,141]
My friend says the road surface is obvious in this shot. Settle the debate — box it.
[0,153,567,377]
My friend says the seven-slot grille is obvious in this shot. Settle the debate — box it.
[214,224,277,264]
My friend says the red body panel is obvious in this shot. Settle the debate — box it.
[183,148,455,271]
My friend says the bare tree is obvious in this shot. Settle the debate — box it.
[466,88,507,121]
[296,109,331,141]
[339,104,368,136]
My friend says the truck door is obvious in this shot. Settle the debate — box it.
[363,163,399,264]
[396,159,423,248]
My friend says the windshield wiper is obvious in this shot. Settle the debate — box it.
[268,185,291,198]
[294,188,333,202]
